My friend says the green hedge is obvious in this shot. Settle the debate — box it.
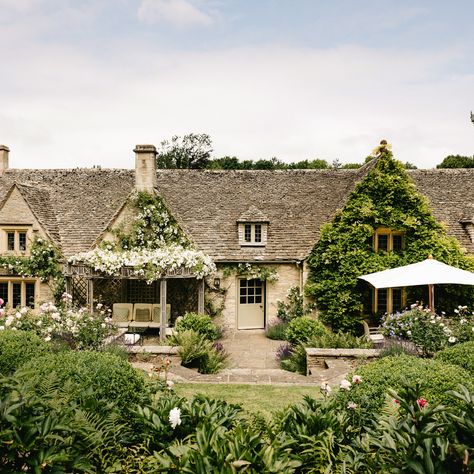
[341,354,474,413]
[284,317,326,345]
[0,330,52,376]
[17,350,148,414]
[175,312,220,341]
[434,341,474,375]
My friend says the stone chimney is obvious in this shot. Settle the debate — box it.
[134,144,157,192]
[0,145,9,173]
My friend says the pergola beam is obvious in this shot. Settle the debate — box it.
[160,279,167,342]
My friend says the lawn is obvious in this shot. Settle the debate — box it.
[174,383,322,417]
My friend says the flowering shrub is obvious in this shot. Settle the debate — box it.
[222,262,279,282]
[69,245,216,283]
[434,340,474,375]
[0,237,65,301]
[0,299,116,350]
[382,305,474,356]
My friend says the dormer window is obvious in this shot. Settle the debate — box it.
[237,206,269,248]
[244,223,263,244]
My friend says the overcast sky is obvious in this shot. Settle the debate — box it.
[1,0,473,169]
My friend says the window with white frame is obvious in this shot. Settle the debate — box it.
[239,222,267,246]
[0,279,36,308]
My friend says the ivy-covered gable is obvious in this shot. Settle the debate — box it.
[306,148,474,331]
[110,191,190,251]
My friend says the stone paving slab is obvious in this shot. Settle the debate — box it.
[130,329,353,386]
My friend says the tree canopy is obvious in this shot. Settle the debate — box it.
[436,155,474,168]
[305,146,474,332]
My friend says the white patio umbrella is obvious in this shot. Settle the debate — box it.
[358,257,474,310]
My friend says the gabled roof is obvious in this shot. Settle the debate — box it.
[237,205,269,223]
[15,183,61,244]
[0,169,135,257]
[0,166,473,261]
[408,169,474,254]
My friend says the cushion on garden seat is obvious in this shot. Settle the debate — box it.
[152,304,171,323]
[112,304,133,322]
[133,304,153,322]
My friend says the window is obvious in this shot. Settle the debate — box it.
[373,287,404,315]
[239,223,266,246]
[239,279,263,305]
[0,280,36,308]
[373,228,403,252]
[3,229,29,253]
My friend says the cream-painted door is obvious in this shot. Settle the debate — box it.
[237,278,265,329]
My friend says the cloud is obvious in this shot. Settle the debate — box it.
[137,0,214,27]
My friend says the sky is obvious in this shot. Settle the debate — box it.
[0,0,473,169]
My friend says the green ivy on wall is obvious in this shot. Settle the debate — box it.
[0,237,65,301]
[113,191,190,250]
[305,147,474,332]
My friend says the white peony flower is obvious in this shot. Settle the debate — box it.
[340,379,352,390]
[169,407,182,429]
[166,380,174,390]
[347,402,358,409]
[448,336,456,343]
[352,375,362,384]
[320,381,332,394]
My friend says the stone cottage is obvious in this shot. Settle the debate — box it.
[1,143,474,332]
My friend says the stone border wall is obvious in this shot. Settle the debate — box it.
[306,348,380,376]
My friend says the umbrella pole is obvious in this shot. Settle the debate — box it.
[428,284,434,312]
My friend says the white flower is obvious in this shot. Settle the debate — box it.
[460,318,467,324]
[44,336,51,342]
[347,402,358,409]
[169,407,182,429]
[448,336,456,343]
[166,380,174,390]
[454,309,459,314]
[96,303,103,310]
[407,330,412,336]
[320,381,332,393]
[11,327,17,331]
[20,307,28,314]
[352,375,362,384]
[0,326,4,330]
[100,323,106,328]
[15,312,21,319]
[340,379,352,391]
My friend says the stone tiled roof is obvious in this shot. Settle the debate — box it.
[0,166,473,261]
[0,169,135,257]
[156,169,360,261]
[237,205,269,223]
[15,183,61,244]
[408,169,474,254]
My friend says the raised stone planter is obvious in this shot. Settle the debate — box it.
[306,348,381,376]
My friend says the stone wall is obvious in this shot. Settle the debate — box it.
[212,262,302,330]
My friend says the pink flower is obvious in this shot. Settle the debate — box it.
[417,398,428,409]
[352,375,362,384]
[340,379,352,390]
[392,398,400,405]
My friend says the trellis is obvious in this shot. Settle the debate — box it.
[63,263,205,339]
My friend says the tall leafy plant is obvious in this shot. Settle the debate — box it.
[306,145,474,331]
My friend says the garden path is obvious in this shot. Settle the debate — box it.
[133,330,350,385]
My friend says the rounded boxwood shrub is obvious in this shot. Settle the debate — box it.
[284,316,326,346]
[175,312,220,341]
[434,341,474,375]
[0,330,52,375]
[18,350,148,413]
[341,354,473,413]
